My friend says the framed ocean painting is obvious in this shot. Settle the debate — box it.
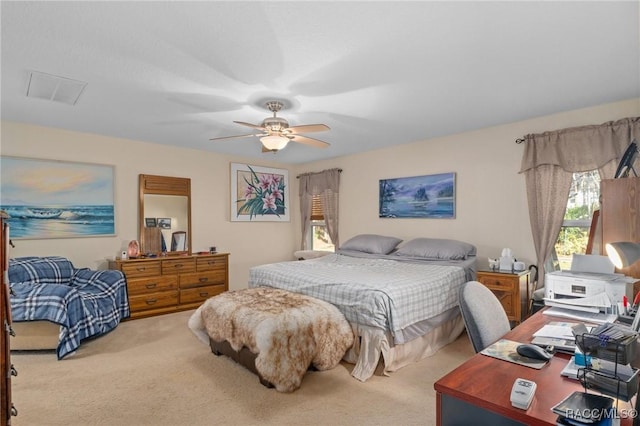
[379,172,456,219]
[0,156,116,239]
[230,163,289,222]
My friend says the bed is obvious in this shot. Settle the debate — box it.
[248,234,477,381]
[9,256,130,359]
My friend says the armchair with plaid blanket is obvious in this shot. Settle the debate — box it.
[8,256,130,359]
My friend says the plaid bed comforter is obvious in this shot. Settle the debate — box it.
[9,256,130,359]
[248,254,468,344]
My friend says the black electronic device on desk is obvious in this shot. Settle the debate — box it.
[552,391,614,425]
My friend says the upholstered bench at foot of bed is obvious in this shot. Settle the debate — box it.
[209,339,318,389]
[188,287,354,392]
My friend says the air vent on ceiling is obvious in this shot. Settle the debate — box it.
[26,71,87,105]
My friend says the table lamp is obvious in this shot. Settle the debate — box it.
[606,242,640,268]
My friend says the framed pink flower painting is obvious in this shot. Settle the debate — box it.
[230,163,289,222]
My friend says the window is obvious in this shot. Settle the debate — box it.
[554,170,601,270]
[307,195,335,251]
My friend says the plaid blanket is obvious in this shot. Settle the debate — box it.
[9,256,130,359]
[249,253,469,344]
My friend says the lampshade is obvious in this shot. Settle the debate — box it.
[605,241,640,268]
[260,135,289,151]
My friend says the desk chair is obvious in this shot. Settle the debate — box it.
[459,280,511,353]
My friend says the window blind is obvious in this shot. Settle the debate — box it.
[310,195,324,221]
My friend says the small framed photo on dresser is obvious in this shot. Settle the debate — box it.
[145,217,157,228]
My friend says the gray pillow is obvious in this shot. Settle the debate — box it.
[395,238,476,260]
[340,234,402,255]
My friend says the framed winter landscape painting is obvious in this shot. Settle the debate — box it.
[0,156,116,238]
[379,172,455,219]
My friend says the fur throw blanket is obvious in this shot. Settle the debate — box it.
[189,287,354,392]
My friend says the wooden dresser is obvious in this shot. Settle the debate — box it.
[1,213,17,424]
[476,269,531,324]
[109,253,229,319]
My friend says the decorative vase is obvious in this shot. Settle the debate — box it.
[127,240,140,259]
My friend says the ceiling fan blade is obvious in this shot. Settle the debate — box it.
[209,133,258,141]
[290,134,330,148]
[287,124,330,134]
[233,121,265,130]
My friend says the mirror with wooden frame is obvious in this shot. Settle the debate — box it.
[139,174,191,256]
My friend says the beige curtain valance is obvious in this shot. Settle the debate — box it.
[519,116,640,173]
[298,168,341,196]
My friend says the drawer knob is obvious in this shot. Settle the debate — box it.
[174,264,183,268]
[145,298,158,305]
[145,283,158,289]
[10,364,18,376]
[11,404,18,417]
[199,292,208,297]
[136,267,146,272]
[208,261,216,265]
[199,277,208,283]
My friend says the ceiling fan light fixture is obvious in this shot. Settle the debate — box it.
[211,100,330,152]
[260,135,289,151]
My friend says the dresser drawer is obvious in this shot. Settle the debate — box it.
[127,275,178,296]
[180,285,225,305]
[478,276,516,291]
[162,258,196,275]
[109,253,229,319]
[121,261,161,278]
[196,256,227,272]
[180,271,226,289]
[129,290,179,312]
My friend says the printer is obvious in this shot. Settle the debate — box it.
[544,254,634,314]
[545,270,633,308]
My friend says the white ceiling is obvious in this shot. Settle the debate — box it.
[2,1,639,164]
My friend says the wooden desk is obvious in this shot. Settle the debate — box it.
[434,310,638,426]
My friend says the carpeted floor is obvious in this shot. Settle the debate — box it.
[9,309,474,426]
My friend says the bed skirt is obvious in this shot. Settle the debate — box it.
[345,310,465,382]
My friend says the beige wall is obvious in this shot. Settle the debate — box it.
[2,97,639,289]
[0,122,297,290]
[297,98,640,271]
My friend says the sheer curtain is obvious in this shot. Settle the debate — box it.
[519,116,640,287]
[298,168,341,250]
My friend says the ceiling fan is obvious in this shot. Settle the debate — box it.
[210,101,330,152]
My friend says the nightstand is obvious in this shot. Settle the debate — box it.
[476,269,531,324]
